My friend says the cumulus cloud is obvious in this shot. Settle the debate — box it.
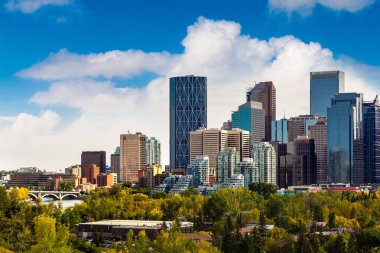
[5,0,71,13]
[2,17,379,170]
[269,0,375,15]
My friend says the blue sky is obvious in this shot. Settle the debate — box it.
[0,0,379,170]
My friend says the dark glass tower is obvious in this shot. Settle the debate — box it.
[363,95,380,183]
[170,76,207,170]
[327,93,364,185]
[310,71,345,118]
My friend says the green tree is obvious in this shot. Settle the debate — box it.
[203,193,228,222]
[248,182,278,199]
[31,215,57,252]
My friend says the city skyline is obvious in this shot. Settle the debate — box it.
[0,0,380,170]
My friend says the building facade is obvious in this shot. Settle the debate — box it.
[120,132,147,183]
[288,114,321,142]
[236,158,257,188]
[217,148,239,183]
[81,151,106,174]
[246,81,276,141]
[363,96,380,183]
[231,101,265,144]
[187,155,210,186]
[170,75,207,171]
[146,137,161,165]
[251,142,277,184]
[310,71,345,117]
[271,118,288,143]
[308,120,328,184]
[111,147,120,183]
[327,93,364,185]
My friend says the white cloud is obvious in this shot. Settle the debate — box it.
[269,0,375,15]
[2,17,379,170]
[5,0,71,13]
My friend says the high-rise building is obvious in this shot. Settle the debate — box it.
[189,128,250,169]
[288,115,321,142]
[310,71,345,117]
[271,118,288,143]
[97,173,117,187]
[279,154,305,187]
[170,75,207,170]
[308,120,328,184]
[270,141,287,188]
[111,147,120,183]
[81,151,106,174]
[246,82,276,141]
[217,147,239,183]
[138,165,163,191]
[251,142,277,184]
[287,136,317,185]
[146,137,161,165]
[220,174,244,189]
[231,101,265,144]
[363,96,380,183]
[327,93,364,184]
[236,158,257,188]
[120,132,147,183]
[82,164,100,185]
[187,155,210,186]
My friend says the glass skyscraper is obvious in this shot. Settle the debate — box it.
[271,118,288,143]
[310,71,345,118]
[363,96,380,183]
[327,93,364,185]
[170,75,207,170]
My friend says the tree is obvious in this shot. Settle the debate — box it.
[248,182,278,199]
[203,193,228,222]
[328,212,336,228]
[31,215,57,252]
[135,230,149,253]
[295,221,309,253]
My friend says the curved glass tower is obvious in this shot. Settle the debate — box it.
[170,76,207,170]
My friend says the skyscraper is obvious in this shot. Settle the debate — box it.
[308,120,328,184]
[110,147,120,183]
[231,101,265,144]
[81,151,106,174]
[217,147,239,183]
[288,114,321,142]
[120,132,147,183]
[251,142,277,184]
[271,118,288,143]
[310,71,345,117]
[236,158,257,188]
[146,137,161,165]
[327,93,364,185]
[170,75,207,170]
[363,96,380,183]
[246,81,276,141]
[187,155,210,186]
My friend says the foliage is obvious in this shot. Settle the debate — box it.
[248,182,279,199]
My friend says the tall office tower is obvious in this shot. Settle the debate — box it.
[146,137,161,165]
[231,101,265,144]
[82,164,100,185]
[170,75,207,170]
[236,158,257,188]
[251,142,277,184]
[271,118,288,143]
[246,82,276,141]
[288,136,317,185]
[288,115,321,142]
[111,147,120,183]
[308,120,328,184]
[189,128,250,169]
[310,71,345,117]
[187,155,210,187]
[279,154,305,187]
[81,151,106,174]
[217,147,239,183]
[328,93,364,185]
[363,96,380,183]
[120,132,147,183]
[270,141,287,188]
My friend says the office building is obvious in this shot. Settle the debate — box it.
[170,75,207,171]
[270,141,288,188]
[187,156,210,186]
[271,118,288,143]
[111,147,120,183]
[138,165,163,191]
[246,81,276,141]
[288,115,321,142]
[97,173,117,187]
[236,158,257,188]
[220,174,244,189]
[232,101,265,144]
[81,151,106,174]
[251,142,277,184]
[217,147,239,183]
[287,136,317,185]
[308,120,328,183]
[120,132,147,183]
[82,164,100,185]
[189,128,250,169]
[363,96,380,183]
[279,154,305,187]
[310,71,345,117]
[146,137,161,165]
[327,93,364,184]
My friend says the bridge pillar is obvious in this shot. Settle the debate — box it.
[38,192,42,198]
[59,192,62,200]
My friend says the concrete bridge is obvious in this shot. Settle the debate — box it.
[29,191,80,200]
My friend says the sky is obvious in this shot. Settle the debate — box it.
[0,0,379,171]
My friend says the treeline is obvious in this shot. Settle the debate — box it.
[0,184,379,252]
